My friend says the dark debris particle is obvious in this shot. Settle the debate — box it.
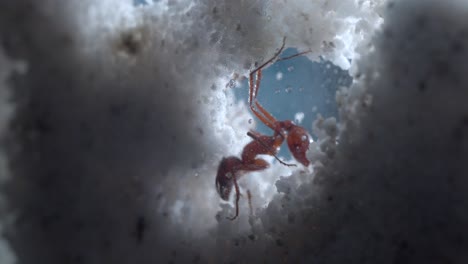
[371,231,384,242]
[73,219,85,231]
[248,234,256,241]
[453,234,465,247]
[38,172,57,191]
[118,32,141,56]
[462,116,468,125]
[269,227,277,234]
[452,40,464,53]
[40,212,62,230]
[103,239,112,249]
[415,15,427,29]
[287,213,295,224]
[435,219,448,229]
[109,103,127,117]
[35,116,53,135]
[407,117,416,127]
[435,60,450,77]
[192,254,201,263]
[156,193,163,200]
[327,195,334,201]
[276,239,284,247]
[452,115,468,141]
[418,81,426,92]
[135,216,146,244]
[73,255,83,264]
[197,126,204,135]
[398,240,408,250]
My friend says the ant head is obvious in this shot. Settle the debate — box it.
[286,125,311,167]
[216,177,232,201]
[215,157,241,200]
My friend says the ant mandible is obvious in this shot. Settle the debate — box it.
[216,37,312,220]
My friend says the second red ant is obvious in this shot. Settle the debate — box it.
[216,38,312,220]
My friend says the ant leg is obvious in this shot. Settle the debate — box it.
[253,100,288,140]
[250,104,276,131]
[247,190,253,217]
[249,69,264,107]
[254,100,278,130]
[248,71,255,105]
[248,37,286,127]
[249,69,277,130]
[253,69,262,104]
[226,176,241,220]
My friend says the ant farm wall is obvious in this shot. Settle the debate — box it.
[0,0,468,263]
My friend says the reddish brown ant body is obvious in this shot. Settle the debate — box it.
[216,38,311,220]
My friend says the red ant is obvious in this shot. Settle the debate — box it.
[216,38,312,220]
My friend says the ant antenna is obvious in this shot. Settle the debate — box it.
[251,36,287,74]
[249,37,311,106]
[277,48,312,61]
[251,37,312,73]
[247,131,297,167]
